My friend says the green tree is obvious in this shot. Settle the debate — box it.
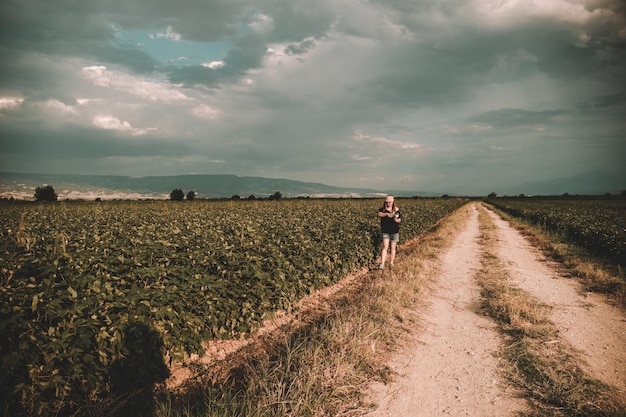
[186,191,196,201]
[269,191,282,200]
[170,189,184,201]
[34,185,57,202]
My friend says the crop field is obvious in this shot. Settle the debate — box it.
[487,196,626,267]
[0,197,466,416]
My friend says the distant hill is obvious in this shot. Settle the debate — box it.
[512,171,626,196]
[0,172,439,200]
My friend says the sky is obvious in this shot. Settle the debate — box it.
[0,0,625,195]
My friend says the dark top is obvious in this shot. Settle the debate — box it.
[379,207,401,234]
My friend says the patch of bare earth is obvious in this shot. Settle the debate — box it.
[364,203,626,416]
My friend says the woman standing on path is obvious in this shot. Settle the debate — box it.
[378,195,402,269]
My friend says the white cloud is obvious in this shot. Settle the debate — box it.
[331,0,414,40]
[43,99,78,115]
[249,13,274,33]
[192,104,221,120]
[150,26,182,41]
[82,65,109,83]
[82,66,190,103]
[76,98,100,106]
[0,96,24,110]
[352,131,423,150]
[92,115,147,136]
[203,60,225,69]
[466,124,495,134]
[471,0,592,25]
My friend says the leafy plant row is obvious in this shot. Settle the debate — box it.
[0,198,466,416]
[487,196,626,267]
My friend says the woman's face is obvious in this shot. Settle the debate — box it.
[385,198,394,209]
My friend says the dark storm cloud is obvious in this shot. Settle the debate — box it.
[107,0,249,41]
[1,124,191,159]
[577,91,626,111]
[285,39,317,56]
[469,109,567,128]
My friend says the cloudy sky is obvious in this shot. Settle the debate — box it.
[1,0,625,195]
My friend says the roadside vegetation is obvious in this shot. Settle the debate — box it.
[475,204,626,417]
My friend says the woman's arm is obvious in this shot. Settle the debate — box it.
[378,210,393,218]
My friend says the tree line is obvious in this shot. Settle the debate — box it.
[30,185,283,202]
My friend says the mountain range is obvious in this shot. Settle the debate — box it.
[1,171,623,201]
[0,172,440,200]
[512,171,625,197]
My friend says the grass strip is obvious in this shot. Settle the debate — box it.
[475,204,625,417]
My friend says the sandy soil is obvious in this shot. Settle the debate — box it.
[364,203,626,416]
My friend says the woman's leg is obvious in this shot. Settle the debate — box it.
[389,241,397,265]
[380,238,390,267]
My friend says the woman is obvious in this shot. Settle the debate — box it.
[377,195,402,269]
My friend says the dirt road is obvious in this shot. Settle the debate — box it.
[365,203,626,416]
